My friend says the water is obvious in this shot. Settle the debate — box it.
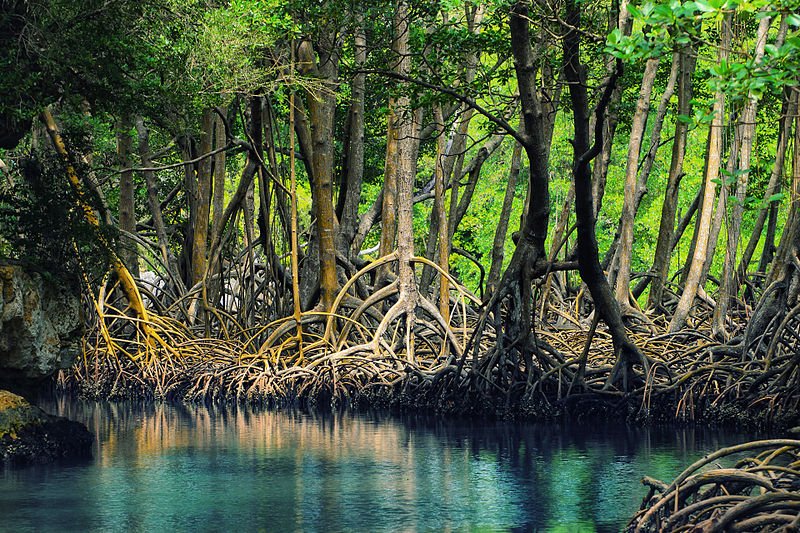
[1,398,756,532]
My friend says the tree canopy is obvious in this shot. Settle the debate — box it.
[0,0,799,420]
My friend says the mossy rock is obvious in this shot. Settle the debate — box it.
[0,390,43,437]
[0,390,92,464]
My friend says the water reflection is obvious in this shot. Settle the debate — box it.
[1,398,755,532]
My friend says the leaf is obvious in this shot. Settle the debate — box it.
[694,0,716,12]
[721,167,751,177]
[766,192,785,203]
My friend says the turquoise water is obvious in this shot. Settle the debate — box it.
[1,398,753,532]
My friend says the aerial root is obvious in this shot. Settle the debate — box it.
[65,258,800,422]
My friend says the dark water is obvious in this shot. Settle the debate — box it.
[1,398,755,532]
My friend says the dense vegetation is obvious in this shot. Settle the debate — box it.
[3,2,800,526]
[0,0,799,427]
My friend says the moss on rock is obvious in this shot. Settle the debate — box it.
[0,390,92,464]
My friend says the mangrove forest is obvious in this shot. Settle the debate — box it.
[2,0,800,530]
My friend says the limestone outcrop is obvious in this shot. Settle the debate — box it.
[0,264,82,391]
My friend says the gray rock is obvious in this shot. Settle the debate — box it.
[0,264,82,391]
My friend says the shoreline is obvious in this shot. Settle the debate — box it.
[56,352,800,433]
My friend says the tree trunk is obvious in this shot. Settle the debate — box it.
[739,16,792,281]
[450,134,505,240]
[421,106,503,293]
[419,106,475,291]
[446,112,472,240]
[486,140,522,300]
[297,38,340,311]
[613,56,660,305]
[624,52,681,300]
[669,14,732,333]
[211,110,227,240]
[421,5,487,283]
[135,117,178,277]
[242,101,261,320]
[389,0,423,361]
[747,104,800,343]
[257,99,292,292]
[540,181,575,313]
[563,0,643,389]
[635,52,680,212]
[191,108,214,289]
[591,106,619,218]
[116,116,138,277]
[510,2,549,259]
[768,91,800,287]
[758,198,779,274]
[476,1,550,363]
[433,105,450,318]
[205,101,261,295]
[589,2,630,220]
[178,134,196,287]
[647,48,697,310]
[739,88,797,280]
[701,119,741,289]
[336,21,366,257]
[377,105,399,282]
[713,12,774,338]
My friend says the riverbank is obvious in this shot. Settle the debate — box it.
[59,314,800,432]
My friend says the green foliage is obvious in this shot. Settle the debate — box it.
[191,0,298,98]
[0,0,197,125]
[0,151,111,282]
[607,0,800,107]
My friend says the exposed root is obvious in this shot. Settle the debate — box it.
[628,440,800,532]
[61,252,800,428]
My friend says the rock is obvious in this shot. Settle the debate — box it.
[0,263,82,392]
[0,390,92,464]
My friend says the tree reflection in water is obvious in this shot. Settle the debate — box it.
[1,398,756,532]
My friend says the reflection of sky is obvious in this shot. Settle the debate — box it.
[0,399,759,532]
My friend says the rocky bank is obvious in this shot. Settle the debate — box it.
[0,263,82,392]
[0,263,91,464]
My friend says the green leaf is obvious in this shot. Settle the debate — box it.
[766,192,785,203]
[694,0,716,12]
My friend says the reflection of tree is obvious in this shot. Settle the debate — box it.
[34,399,750,531]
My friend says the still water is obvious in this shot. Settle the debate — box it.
[1,398,754,532]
